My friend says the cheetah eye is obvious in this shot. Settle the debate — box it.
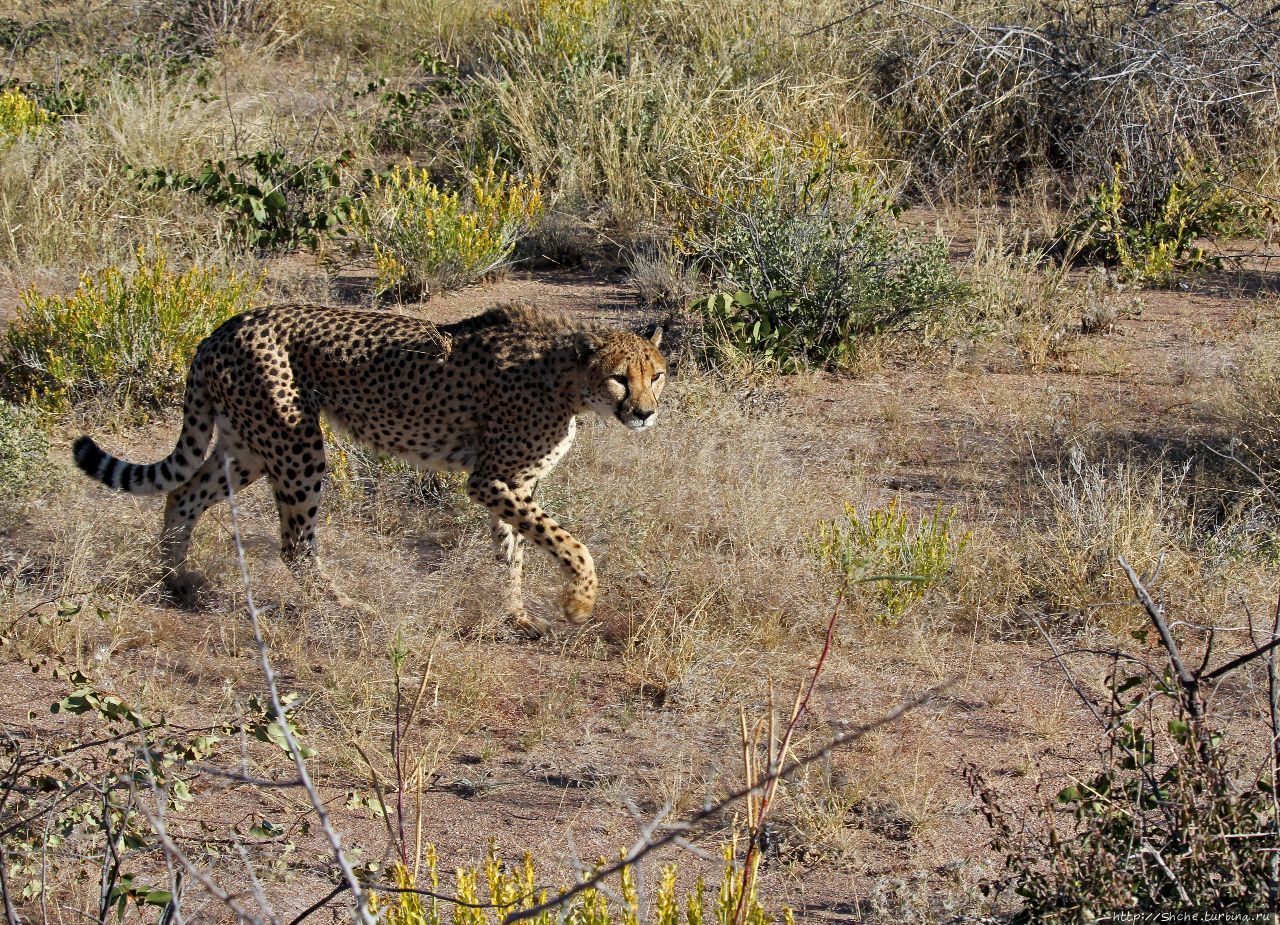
[609,374,629,387]
[652,371,665,383]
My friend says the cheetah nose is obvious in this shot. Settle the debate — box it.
[634,408,655,423]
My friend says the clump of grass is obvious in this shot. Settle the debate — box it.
[349,160,543,299]
[0,401,48,507]
[1232,324,1280,463]
[2,251,260,410]
[0,88,54,143]
[815,498,968,623]
[1027,456,1196,631]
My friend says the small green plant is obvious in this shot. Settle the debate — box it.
[815,498,968,621]
[0,87,55,143]
[3,252,260,410]
[129,149,356,251]
[682,138,965,369]
[350,159,543,299]
[0,651,314,913]
[0,402,48,504]
[358,56,464,155]
[1061,161,1266,285]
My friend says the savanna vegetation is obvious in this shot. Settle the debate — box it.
[2,0,1280,921]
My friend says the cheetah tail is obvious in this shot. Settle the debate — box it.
[71,377,214,496]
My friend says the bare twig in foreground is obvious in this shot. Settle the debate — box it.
[224,459,374,925]
[503,680,953,925]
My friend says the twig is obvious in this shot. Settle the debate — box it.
[732,583,845,925]
[503,681,952,925]
[1117,557,1204,726]
[224,458,374,925]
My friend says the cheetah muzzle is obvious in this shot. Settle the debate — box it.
[72,302,669,638]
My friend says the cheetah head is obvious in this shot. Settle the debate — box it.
[578,325,668,431]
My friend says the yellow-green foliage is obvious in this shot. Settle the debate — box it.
[1063,160,1259,285]
[352,160,543,299]
[0,89,54,144]
[3,253,260,410]
[375,842,789,925]
[490,0,611,70]
[815,498,969,621]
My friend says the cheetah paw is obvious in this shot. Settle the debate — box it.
[507,611,551,639]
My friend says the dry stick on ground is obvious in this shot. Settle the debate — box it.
[223,458,374,925]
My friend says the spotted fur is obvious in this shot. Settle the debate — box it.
[72,302,668,635]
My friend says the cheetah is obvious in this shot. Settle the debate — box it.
[72,302,668,637]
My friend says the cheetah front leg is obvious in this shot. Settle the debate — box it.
[469,473,598,631]
[489,514,550,638]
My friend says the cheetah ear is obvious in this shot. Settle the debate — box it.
[573,332,598,359]
[644,322,664,348]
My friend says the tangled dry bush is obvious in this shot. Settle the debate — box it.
[858,0,1280,204]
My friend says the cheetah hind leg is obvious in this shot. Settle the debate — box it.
[160,444,263,604]
[272,482,376,618]
[490,515,550,638]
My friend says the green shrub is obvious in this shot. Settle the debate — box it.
[129,149,356,251]
[0,402,48,504]
[349,160,543,299]
[815,498,968,622]
[1060,161,1264,285]
[972,649,1277,919]
[2,252,260,410]
[359,56,466,156]
[682,144,965,369]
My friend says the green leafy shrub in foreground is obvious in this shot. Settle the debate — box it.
[2,252,260,410]
[972,649,1276,919]
[682,146,966,370]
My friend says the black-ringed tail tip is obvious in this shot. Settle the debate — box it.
[72,434,185,495]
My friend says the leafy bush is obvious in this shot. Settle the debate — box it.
[359,56,465,155]
[1061,162,1265,285]
[971,636,1277,919]
[129,149,356,251]
[376,842,787,925]
[0,88,54,143]
[349,160,543,299]
[2,252,259,410]
[682,145,965,369]
[815,498,968,622]
[0,402,48,504]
